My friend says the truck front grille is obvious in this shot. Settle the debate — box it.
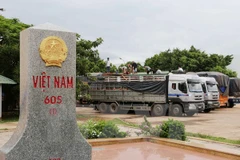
[212,95,218,100]
[194,95,202,100]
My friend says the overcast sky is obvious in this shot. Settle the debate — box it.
[2,0,240,76]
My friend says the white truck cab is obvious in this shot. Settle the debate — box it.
[199,77,220,112]
[168,74,205,116]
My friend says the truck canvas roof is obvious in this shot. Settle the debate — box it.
[199,77,218,84]
[196,71,229,95]
[169,74,201,82]
[229,78,240,97]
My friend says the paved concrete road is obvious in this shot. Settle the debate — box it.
[1,105,240,155]
[124,105,240,140]
[76,105,240,140]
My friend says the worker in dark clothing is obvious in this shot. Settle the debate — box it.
[131,61,138,74]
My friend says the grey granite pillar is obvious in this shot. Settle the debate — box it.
[0,23,91,160]
[0,84,2,119]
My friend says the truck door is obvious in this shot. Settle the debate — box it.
[169,81,188,102]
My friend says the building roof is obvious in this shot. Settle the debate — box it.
[0,75,17,84]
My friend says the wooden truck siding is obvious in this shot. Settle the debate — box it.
[89,89,166,103]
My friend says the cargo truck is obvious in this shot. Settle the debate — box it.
[88,73,204,117]
[199,77,220,113]
[197,72,230,107]
[228,77,240,108]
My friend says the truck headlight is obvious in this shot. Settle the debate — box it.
[189,104,196,110]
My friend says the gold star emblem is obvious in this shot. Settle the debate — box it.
[39,36,68,67]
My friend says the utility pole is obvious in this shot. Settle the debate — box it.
[119,57,125,64]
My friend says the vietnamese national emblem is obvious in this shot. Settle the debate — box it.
[39,36,68,67]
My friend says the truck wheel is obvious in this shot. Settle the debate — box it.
[170,104,183,117]
[98,103,108,113]
[109,103,119,114]
[204,109,211,113]
[228,102,234,108]
[186,112,195,116]
[151,104,165,116]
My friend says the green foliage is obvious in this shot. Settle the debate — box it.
[0,115,19,123]
[137,117,186,141]
[76,37,104,76]
[76,36,118,75]
[186,132,240,145]
[0,16,31,46]
[110,65,118,73]
[110,118,139,128]
[0,16,31,78]
[160,119,186,141]
[0,16,31,107]
[76,79,91,102]
[210,66,237,77]
[137,62,145,72]
[79,120,127,139]
[145,46,237,77]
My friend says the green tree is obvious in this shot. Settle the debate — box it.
[0,16,31,109]
[76,35,105,76]
[76,35,117,75]
[210,66,237,77]
[145,46,237,77]
[0,16,31,79]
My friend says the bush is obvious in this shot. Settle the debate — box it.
[160,119,186,141]
[137,116,186,141]
[79,120,127,139]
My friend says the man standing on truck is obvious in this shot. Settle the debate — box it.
[131,61,138,74]
[106,57,111,73]
[156,69,162,74]
[144,66,152,74]
[120,66,127,74]
[177,66,184,72]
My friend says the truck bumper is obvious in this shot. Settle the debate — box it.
[228,98,240,104]
[184,102,205,113]
[205,101,220,109]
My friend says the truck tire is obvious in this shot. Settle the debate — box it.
[170,104,183,117]
[151,104,165,116]
[186,112,195,116]
[204,109,211,113]
[109,103,119,114]
[228,102,234,108]
[98,103,108,113]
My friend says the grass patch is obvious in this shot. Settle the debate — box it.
[110,118,139,128]
[0,128,8,130]
[76,116,139,128]
[187,132,240,145]
[76,114,96,120]
[0,116,19,124]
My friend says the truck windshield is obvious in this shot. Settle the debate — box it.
[188,82,202,92]
[207,83,218,92]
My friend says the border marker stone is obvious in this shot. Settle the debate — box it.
[0,23,91,160]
